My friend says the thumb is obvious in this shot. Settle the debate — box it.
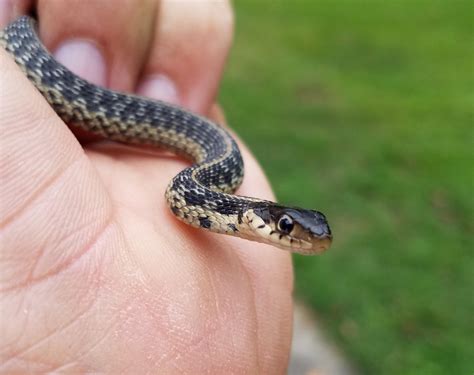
[0,48,112,292]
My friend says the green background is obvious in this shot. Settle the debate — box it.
[220,1,473,374]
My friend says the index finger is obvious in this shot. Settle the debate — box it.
[137,0,234,115]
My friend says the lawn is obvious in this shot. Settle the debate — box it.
[220,1,473,374]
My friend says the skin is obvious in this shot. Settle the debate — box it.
[0,0,294,373]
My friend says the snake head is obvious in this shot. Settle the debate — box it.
[244,204,332,254]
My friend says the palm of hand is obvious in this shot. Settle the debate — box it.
[1,53,293,373]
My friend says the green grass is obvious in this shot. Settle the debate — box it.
[220,1,473,374]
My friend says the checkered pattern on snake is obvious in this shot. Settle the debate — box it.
[1,16,332,254]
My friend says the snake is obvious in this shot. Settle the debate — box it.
[0,16,332,255]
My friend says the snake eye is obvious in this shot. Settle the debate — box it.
[277,214,294,234]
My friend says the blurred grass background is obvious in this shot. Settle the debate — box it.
[220,1,473,374]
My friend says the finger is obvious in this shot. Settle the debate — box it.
[36,0,157,91]
[137,0,234,115]
[0,0,32,28]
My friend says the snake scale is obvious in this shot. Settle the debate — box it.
[1,16,332,255]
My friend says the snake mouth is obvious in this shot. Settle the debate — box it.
[303,234,332,254]
[277,232,332,254]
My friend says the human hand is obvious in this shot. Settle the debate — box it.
[0,1,293,373]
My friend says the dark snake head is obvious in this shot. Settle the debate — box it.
[244,204,332,254]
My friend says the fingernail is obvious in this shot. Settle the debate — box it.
[54,39,106,86]
[0,0,13,27]
[137,74,180,105]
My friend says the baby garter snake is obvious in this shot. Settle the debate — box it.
[1,16,332,255]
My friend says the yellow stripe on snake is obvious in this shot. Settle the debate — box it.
[1,16,332,255]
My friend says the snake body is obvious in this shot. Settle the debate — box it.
[1,16,332,254]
